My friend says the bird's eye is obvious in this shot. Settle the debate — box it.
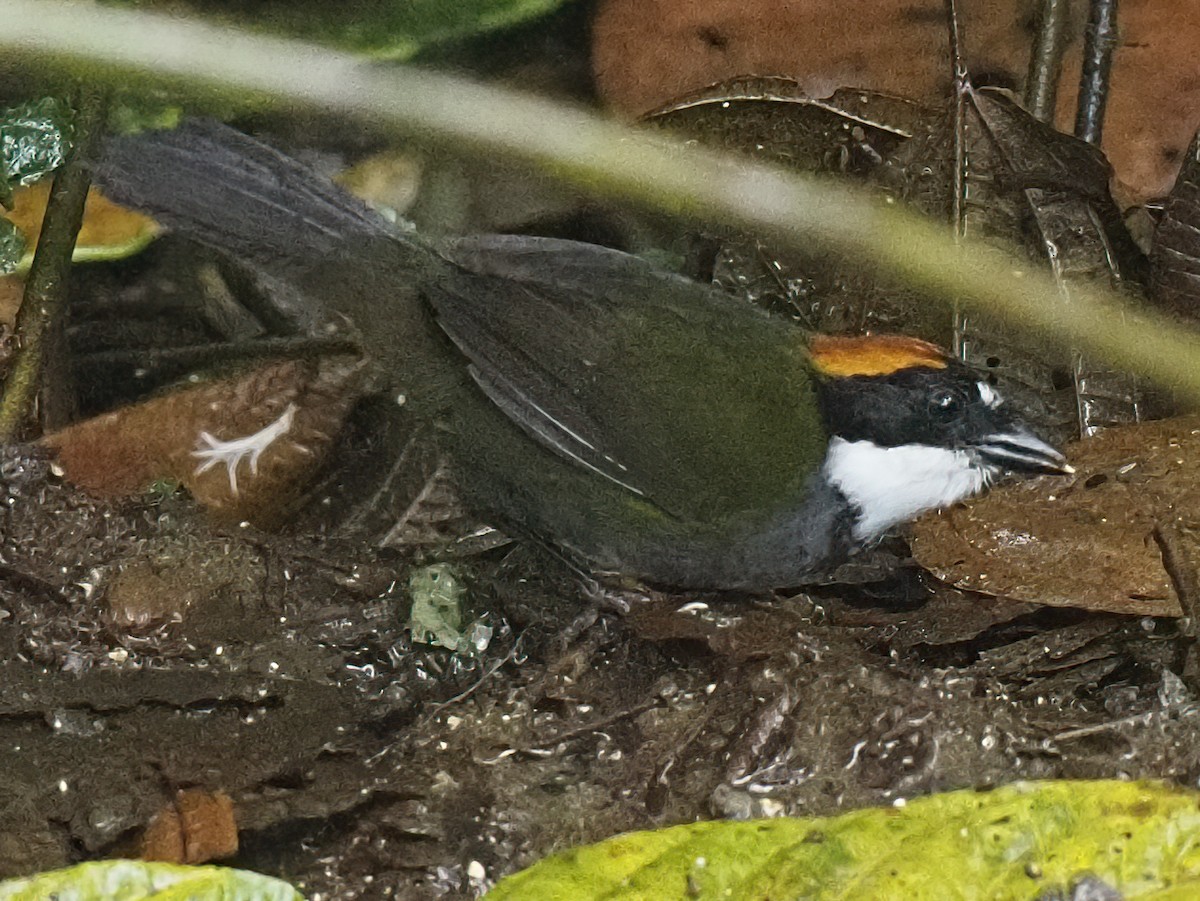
[930,389,963,419]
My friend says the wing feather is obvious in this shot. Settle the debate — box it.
[431,236,823,522]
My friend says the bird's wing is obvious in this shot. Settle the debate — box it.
[431,235,825,522]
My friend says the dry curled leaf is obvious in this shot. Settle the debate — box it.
[595,0,1200,202]
[1151,129,1200,322]
[645,79,924,177]
[885,85,1146,445]
[911,416,1200,616]
[642,78,941,336]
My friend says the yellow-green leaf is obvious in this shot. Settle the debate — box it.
[0,860,304,900]
[111,0,569,59]
[487,780,1200,900]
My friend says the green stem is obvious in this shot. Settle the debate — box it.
[0,2,1198,402]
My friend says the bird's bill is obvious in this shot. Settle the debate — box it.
[975,428,1073,475]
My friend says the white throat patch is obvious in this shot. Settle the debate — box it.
[823,437,990,541]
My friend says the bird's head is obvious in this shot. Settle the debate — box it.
[808,334,1071,542]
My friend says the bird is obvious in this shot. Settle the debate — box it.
[90,119,1071,590]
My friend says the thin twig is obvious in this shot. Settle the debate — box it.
[1024,0,1071,123]
[0,87,106,441]
[75,335,362,371]
[1054,711,1155,742]
[945,0,969,245]
[945,0,970,361]
[1074,0,1118,144]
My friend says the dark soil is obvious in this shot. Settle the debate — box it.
[1,440,1196,898]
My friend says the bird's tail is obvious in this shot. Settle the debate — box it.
[92,119,402,269]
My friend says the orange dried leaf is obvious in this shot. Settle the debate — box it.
[141,790,237,865]
[2,182,158,271]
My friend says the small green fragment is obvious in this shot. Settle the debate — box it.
[0,218,24,274]
[0,97,74,186]
[0,860,305,900]
[408,562,467,650]
[146,478,182,499]
[106,97,183,136]
[487,780,1200,901]
[274,0,573,59]
[111,0,568,59]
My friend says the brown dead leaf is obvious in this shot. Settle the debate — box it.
[0,276,21,328]
[43,355,363,526]
[626,595,813,660]
[595,0,1200,202]
[593,0,1029,121]
[910,416,1200,616]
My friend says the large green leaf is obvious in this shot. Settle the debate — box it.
[113,0,570,59]
[0,861,304,900]
[0,98,74,192]
[0,218,24,274]
[0,98,74,272]
[487,780,1200,900]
